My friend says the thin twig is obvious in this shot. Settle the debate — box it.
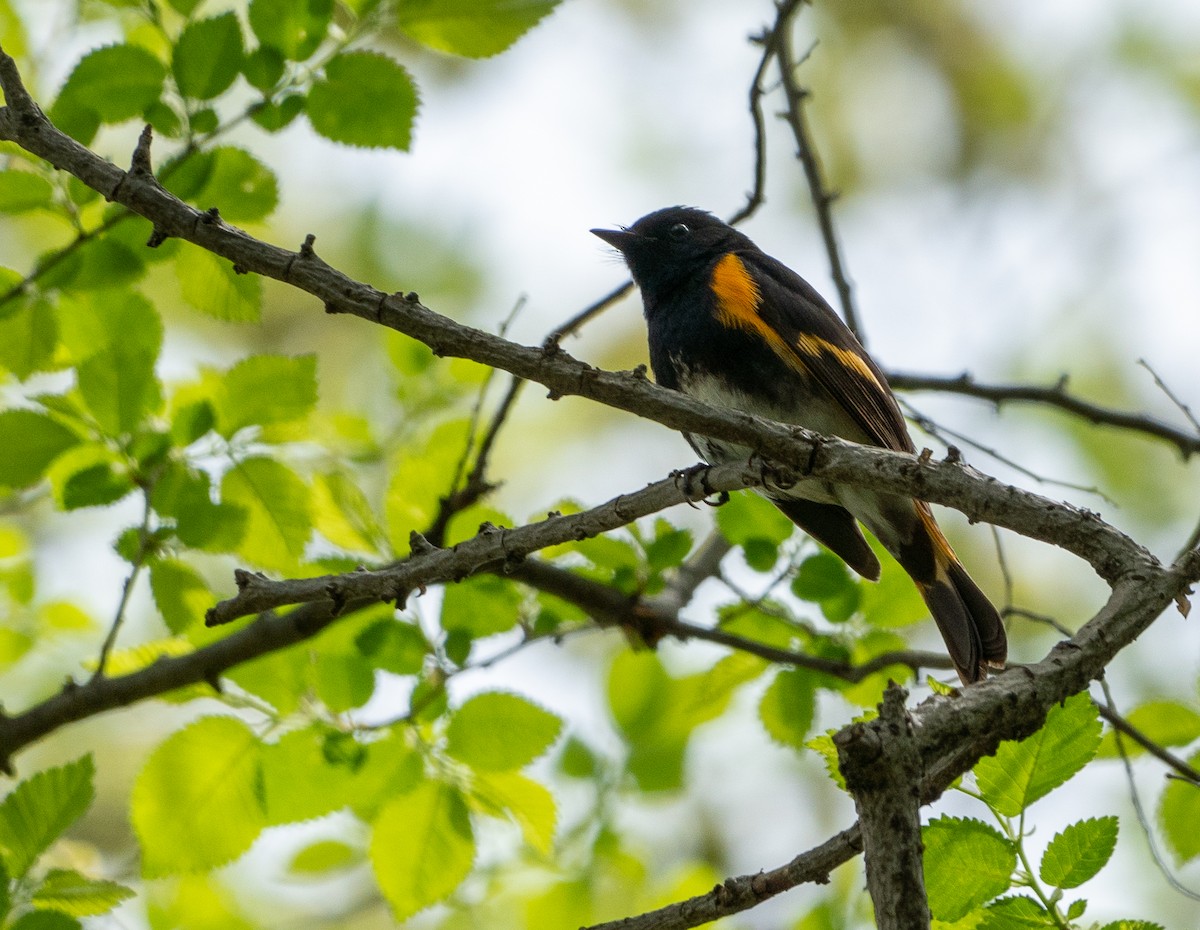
[767,1,863,340]
[1099,678,1200,902]
[890,369,1200,459]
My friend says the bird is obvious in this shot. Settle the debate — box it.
[591,206,1006,684]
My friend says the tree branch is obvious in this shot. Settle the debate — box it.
[889,370,1200,458]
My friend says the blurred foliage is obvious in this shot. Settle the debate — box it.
[0,0,1197,928]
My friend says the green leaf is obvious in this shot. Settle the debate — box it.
[249,0,333,60]
[131,717,266,876]
[860,538,927,628]
[220,457,311,570]
[167,147,279,222]
[975,692,1102,816]
[758,668,817,749]
[149,559,212,633]
[643,525,692,572]
[77,344,161,435]
[0,756,95,879]
[396,0,560,58]
[791,550,861,623]
[446,692,562,771]
[370,780,475,922]
[7,912,82,930]
[1096,923,1166,930]
[55,290,162,367]
[216,354,317,436]
[313,470,381,555]
[0,409,79,488]
[307,51,418,150]
[177,247,262,321]
[923,816,1015,922]
[173,13,244,100]
[471,770,556,855]
[356,619,427,675]
[153,464,247,551]
[0,297,59,379]
[315,652,376,712]
[1097,700,1200,758]
[385,419,470,547]
[609,651,766,791]
[440,574,522,638]
[0,169,54,212]
[715,491,793,547]
[978,895,1052,929]
[1039,816,1118,889]
[1159,749,1200,863]
[242,46,285,91]
[46,443,135,510]
[30,869,134,917]
[53,44,166,124]
[288,840,362,874]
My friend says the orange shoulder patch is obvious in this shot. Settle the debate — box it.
[710,253,762,329]
[710,253,807,376]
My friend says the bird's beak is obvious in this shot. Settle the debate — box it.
[590,227,637,252]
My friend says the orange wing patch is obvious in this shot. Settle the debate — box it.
[710,254,806,375]
[795,333,884,393]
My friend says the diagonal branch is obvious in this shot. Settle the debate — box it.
[889,370,1200,458]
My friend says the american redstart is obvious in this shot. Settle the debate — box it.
[592,206,1006,684]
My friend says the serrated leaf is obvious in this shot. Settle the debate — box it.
[446,692,562,771]
[177,248,261,322]
[53,44,166,124]
[471,770,556,855]
[174,13,243,100]
[385,419,469,547]
[132,717,266,876]
[1159,748,1200,863]
[0,169,54,212]
[975,692,1102,816]
[152,463,247,552]
[1039,816,1117,888]
[978,895,1051,929]
[758,668,816,749]
[249,0,333,60]
[370,780,474,922]
[924,816,1015,921]
[396,0,560,58]
[149,559,211,633]
[77,344,161,435]
[1096,922,1166,930]
[31,869,134,917]
[287,840,361,874]
[220,457,311,570]
[0,756,95,879]
[0,409,79,488]
[216,354,317,436]
[307,51,418,150]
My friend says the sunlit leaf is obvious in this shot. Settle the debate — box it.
[396,0,560,58]
[173,13,243,100]
[446,692,562,771]
[1039,816,1118,889]
[0,756,95,879]
[924,816,1014,921]
[307,51,418,150]
[132,717,265,876]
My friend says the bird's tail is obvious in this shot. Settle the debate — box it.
[902,506,1008,684]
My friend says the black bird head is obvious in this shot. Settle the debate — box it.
[591,207,757,304]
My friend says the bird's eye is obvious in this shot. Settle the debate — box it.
[667,223,690,241]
